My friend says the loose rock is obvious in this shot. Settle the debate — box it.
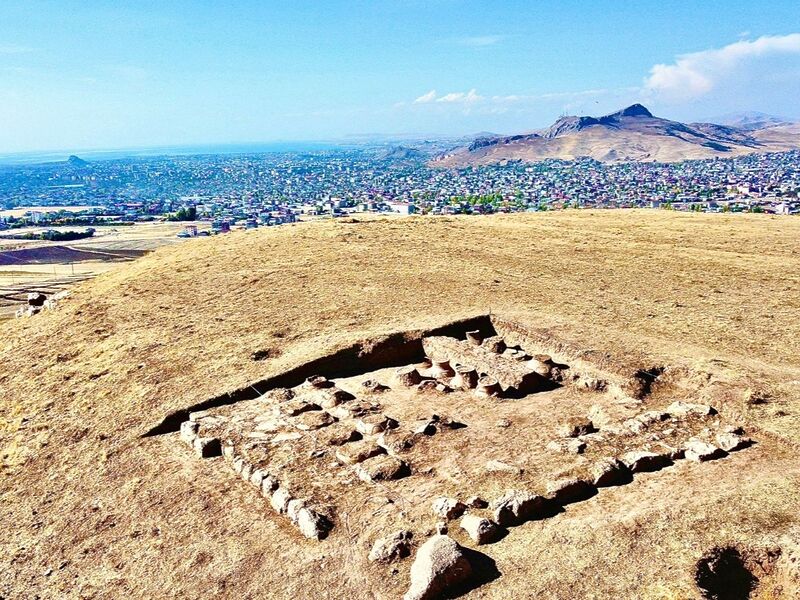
[557,417,595,438]
[621,451,672,473]
[684,440,727,462]
[546,438,586,454]
[591,457,631,487]
[481,336,506,354]
[318,424,362,446]
[280,399,321,417]
[431,497,467,521]
[460,514,500,545]
[412,420,438,436]
[262,387,295,403]
[715,432,751,452]
[316,387,355,409]
[377,430,418,454]
[287,498,308,523]
[466,496,488,509]
[355,455,410,482]
[271,487,293,513]
[180,420,199,445]
[485,459,522,475]
[667,401,717,418]
[250,469,266,488]
[545,477,595,505]
[356,414,396,435]
[369,530,413,563]
[261,475,279,497]
[335,440,386,465]
[297,507,332,540]
[491,489,548,526]
[293,410,336,431]
[403,535,473,600]
[395,366,422,387]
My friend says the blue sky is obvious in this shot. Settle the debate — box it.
[1,0,799,152]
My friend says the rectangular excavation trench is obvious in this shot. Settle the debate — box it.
[144,314,498,437]
[156,308,757,593]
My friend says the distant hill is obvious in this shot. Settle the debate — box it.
[67,155,89,167]
[710,111,795,131]
[375,145,427,161]
[432,104,800,166]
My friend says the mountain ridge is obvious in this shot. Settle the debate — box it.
[433,104,800,166]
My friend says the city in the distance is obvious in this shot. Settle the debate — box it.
[3,3,800,600]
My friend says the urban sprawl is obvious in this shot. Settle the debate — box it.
[1,148,799,234]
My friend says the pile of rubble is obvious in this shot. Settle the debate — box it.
[15,291,69,318]
[405,329,566,397]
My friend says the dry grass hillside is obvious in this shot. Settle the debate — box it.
[2,210,800,599]
[434,125,800,166]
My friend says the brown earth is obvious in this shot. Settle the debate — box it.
[433,123,800,166]
[2,210,800,599]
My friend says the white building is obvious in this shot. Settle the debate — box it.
[386,202,416,216]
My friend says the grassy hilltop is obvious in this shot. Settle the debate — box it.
[2,210,800,599]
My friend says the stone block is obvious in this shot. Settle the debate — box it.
[460,514,500,545]
[354,455,409,483]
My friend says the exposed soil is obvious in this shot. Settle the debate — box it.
[2,211,800,599]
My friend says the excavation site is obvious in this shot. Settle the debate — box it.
[157,313,791,599]
[3,213,800,599]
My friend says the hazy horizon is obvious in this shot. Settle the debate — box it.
[1,1,800,154]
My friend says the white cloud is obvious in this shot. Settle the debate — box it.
[644,33,800,101]
[436,89,483,103]
[413,90,437,104]
[406,87,628,116]
[412,89,484,104]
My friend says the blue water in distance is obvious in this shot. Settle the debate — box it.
[0,141,346,165]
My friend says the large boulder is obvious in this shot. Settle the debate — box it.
[403,535,473,600]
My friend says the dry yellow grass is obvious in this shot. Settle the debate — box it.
[1,210,800,599]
